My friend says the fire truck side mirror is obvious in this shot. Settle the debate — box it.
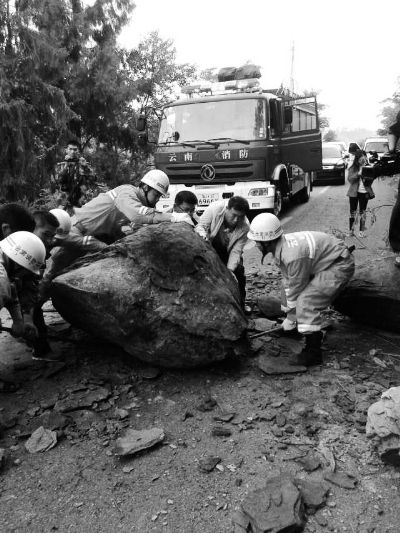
[284,107,293,124]
[136,114,147,132]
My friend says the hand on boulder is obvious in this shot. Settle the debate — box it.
[171,212,194,226]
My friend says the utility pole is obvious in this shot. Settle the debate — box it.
[290,41,295,95]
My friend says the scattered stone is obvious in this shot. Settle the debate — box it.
[258,356,307,375]
[257,295,283,319]
[249,338,265,354]
[272,427,284,438]
[252,318,277,332]
[0,448,6,470]
[114,427,165,457]
[314,512,328,527]
[182,411,194,421]
[198,455,221,473]
[232,476,305,533]
[323,471,358,490]
[54,387,111,413]
[299,451,322,472]
[32,412,70,432]
[137,366,161,380]
[366,386,400,466]
[122,465,135,473]
[213,412,236,423]
[276,414,287,427]
[211,426,232,437]
[25,426,57,453]
[294,477,329,512]
[114,408,130,420]
[197,397,217,412]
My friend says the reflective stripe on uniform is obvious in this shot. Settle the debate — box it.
[83,236,92,246]
[286,299,297,308]
[297,323,322,333]
[138,206,152,215]
[303,231,316,259]
[107,190,117,200]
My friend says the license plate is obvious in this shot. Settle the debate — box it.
[198,193,219,206]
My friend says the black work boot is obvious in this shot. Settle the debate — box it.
[291,331,323,367]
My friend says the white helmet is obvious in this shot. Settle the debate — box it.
[50,208,72,239]
[140,169,169,196]
[0,231,46,275]
[247,213,283,241]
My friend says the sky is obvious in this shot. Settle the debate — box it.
[119,0,399,132]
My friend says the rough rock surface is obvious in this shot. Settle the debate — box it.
[233,476,305,532]
[333,255,400,332]
[114,428,165,457]
[51,224,247,368]
[366,386,400,466]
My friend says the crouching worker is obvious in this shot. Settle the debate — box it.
[195,197,250,312]
[49,169,194,274]
[0,232,46,344]
[247,214,355,367]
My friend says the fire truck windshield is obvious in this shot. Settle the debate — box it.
[158,98,266,144]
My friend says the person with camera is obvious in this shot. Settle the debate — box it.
[52,140,100,214]
[346,143,374,238]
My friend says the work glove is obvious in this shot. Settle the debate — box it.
[170,212,194,226]
[282,317,297,331]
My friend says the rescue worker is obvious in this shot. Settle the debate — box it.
[30,209,72,359]
[195,197,250,312]
[0,203,36,239]
[170,190,199,226]
[0,232,46,390]
[52,139,99,214]
[47,170,193,285]
[247,213,355,367]
[14,211,60,355]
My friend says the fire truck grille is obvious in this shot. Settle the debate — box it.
[165,162,254,183]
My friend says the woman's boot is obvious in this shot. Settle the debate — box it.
[349,217,355,236]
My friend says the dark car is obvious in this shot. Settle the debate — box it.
[315,143,346,185]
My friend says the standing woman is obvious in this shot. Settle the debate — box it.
[346,143,373,237]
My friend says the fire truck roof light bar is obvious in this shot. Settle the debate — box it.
[181,78,261,97]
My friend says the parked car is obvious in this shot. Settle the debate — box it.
[363,137,388,162]
[315,142,346,184]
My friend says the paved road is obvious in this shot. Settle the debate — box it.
[244,175,398,271]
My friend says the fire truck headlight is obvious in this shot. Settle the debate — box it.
[335,162,345,169]
[248,188,269,196]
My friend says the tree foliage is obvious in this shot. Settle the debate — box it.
[378,76,400,135]
[0,2,197,200]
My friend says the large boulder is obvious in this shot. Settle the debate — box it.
[333,254,400,332]
[50,223,247,368]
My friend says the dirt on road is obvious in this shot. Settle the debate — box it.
[1,177,400,533]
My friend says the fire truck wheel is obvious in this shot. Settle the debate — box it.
[297,174,311,203]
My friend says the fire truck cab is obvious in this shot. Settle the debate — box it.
[145,69,322,217]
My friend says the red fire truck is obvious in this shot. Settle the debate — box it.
[140,69,322,217]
